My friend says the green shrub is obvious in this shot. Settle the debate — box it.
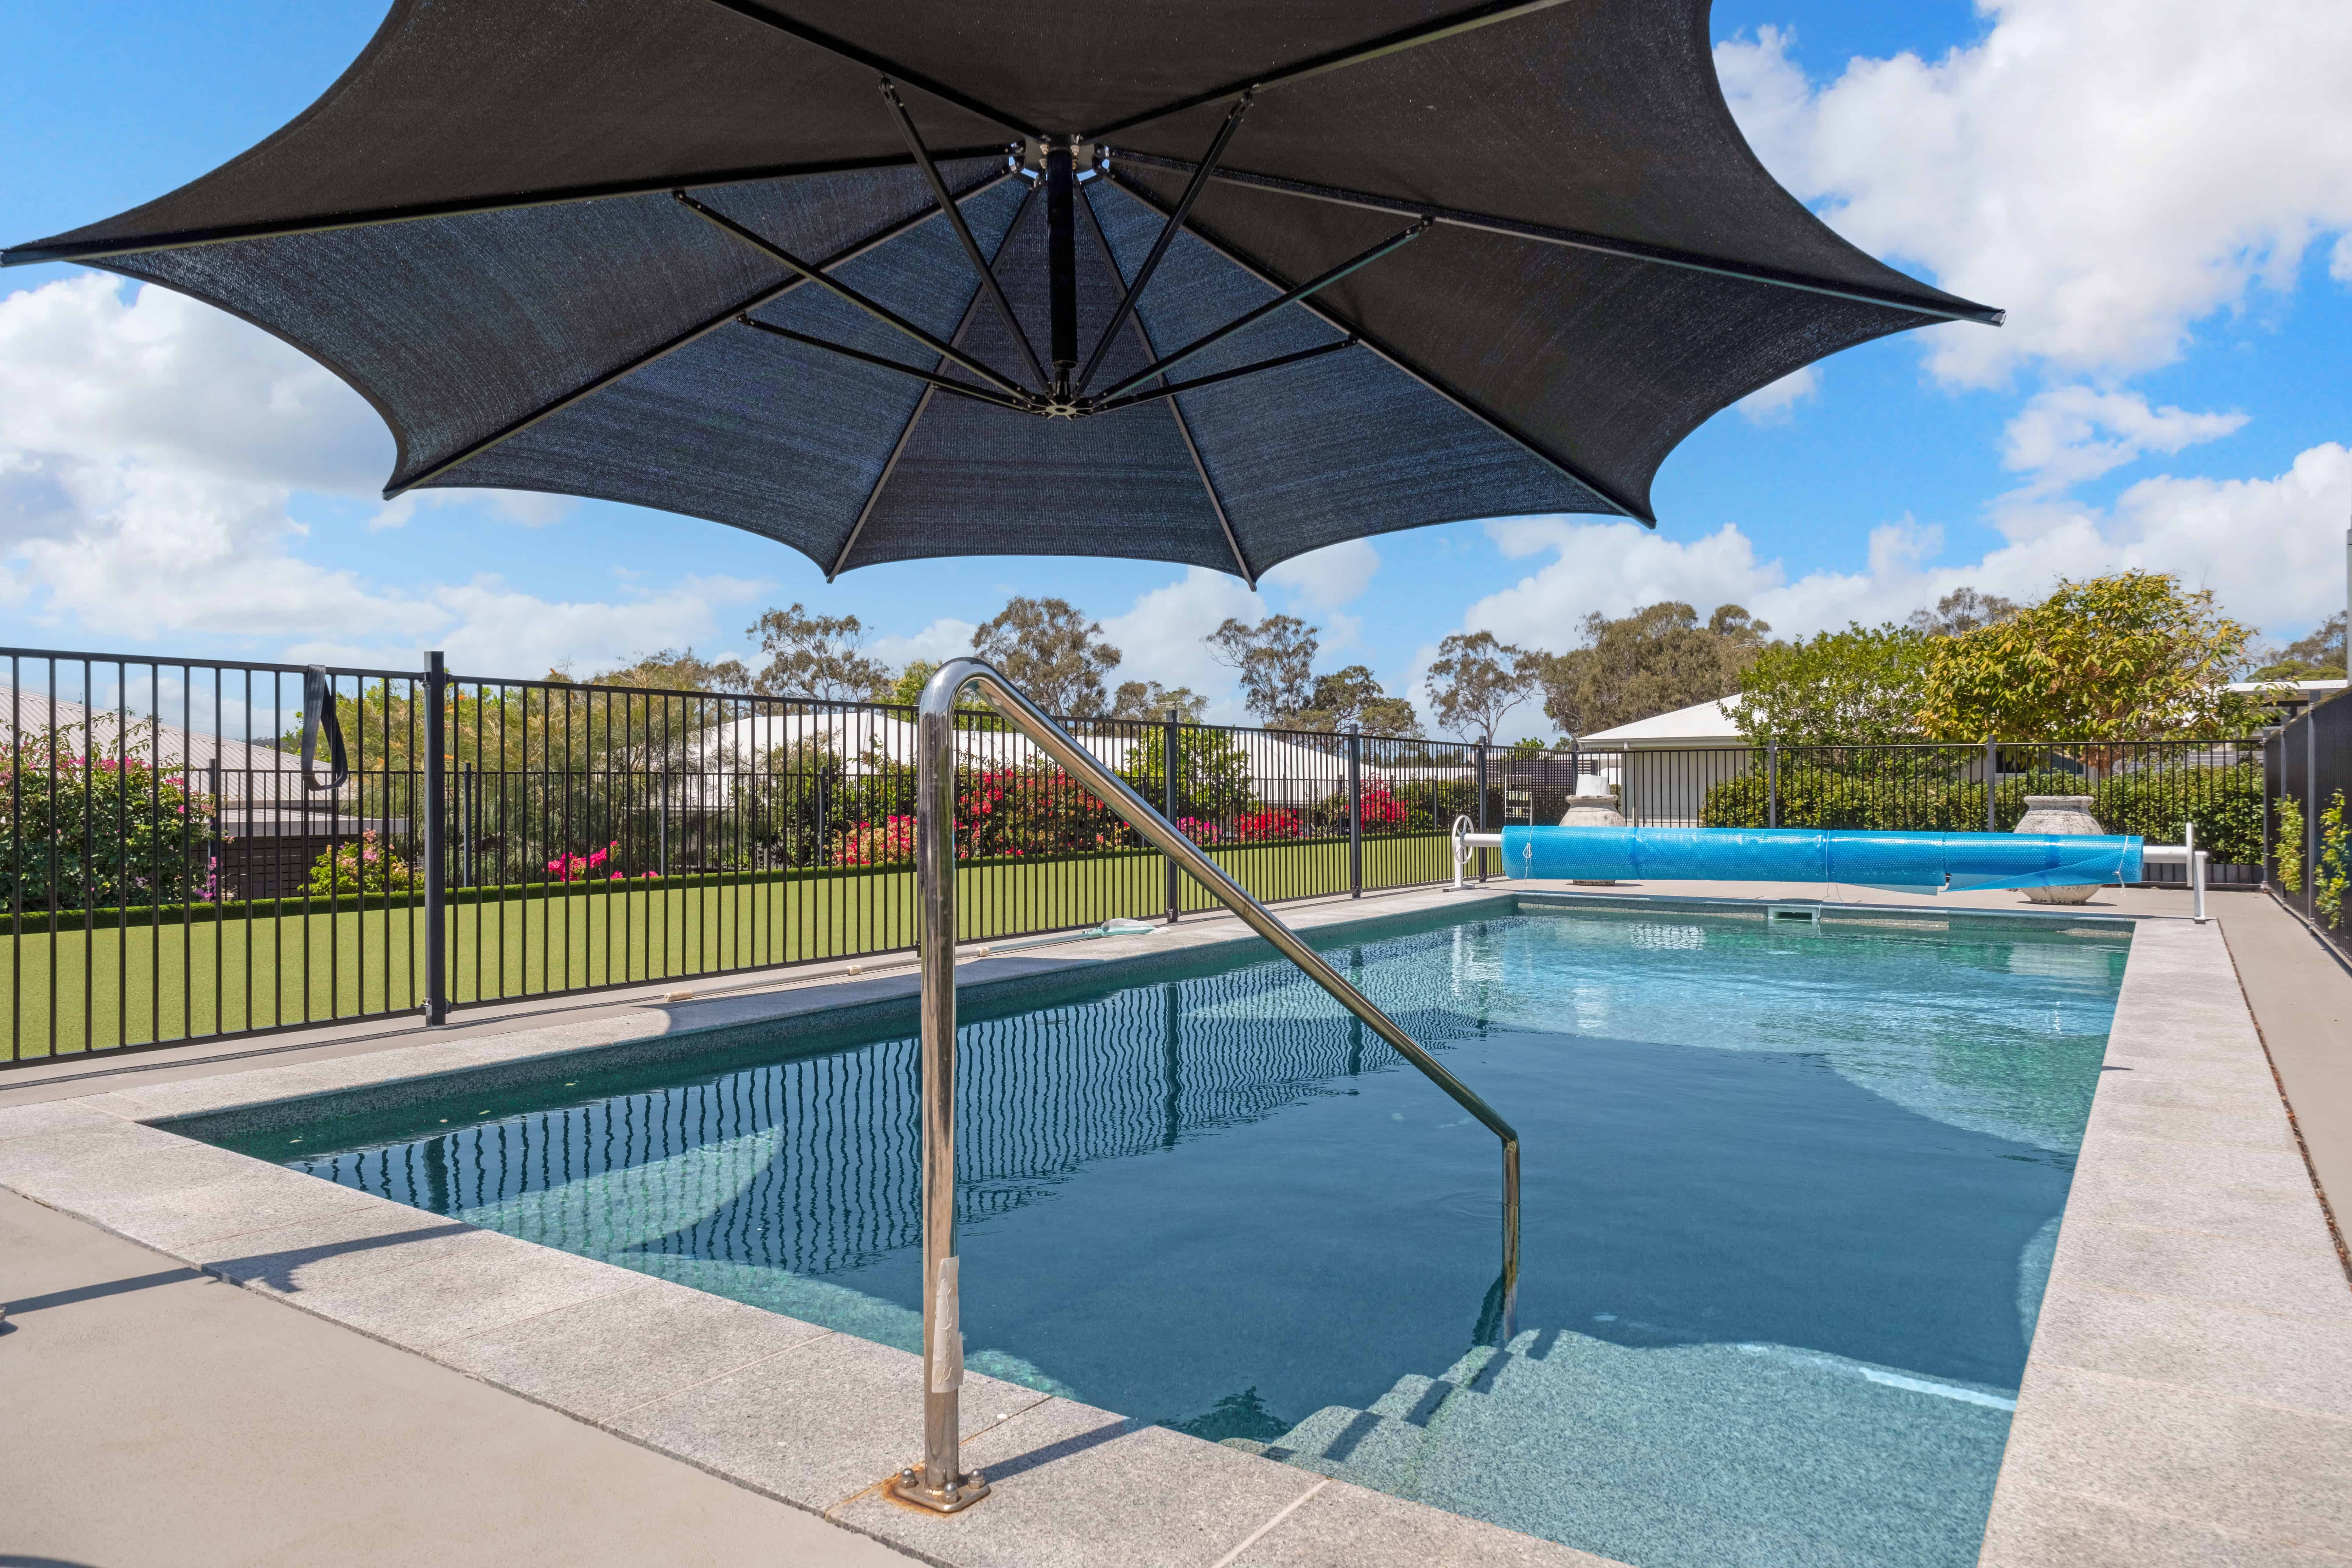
[1700,759,2264,864]
[0,735,213,910]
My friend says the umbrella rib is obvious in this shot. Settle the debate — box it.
[1089,338,1359,414]
[696,0,1040,138]
[879,78,1046,389]
[1104,168,1651,523]
[1090,220,1430,405]
[1071,94,1255,397]
[387,168,1016,496]
[1104,152,2007,326]
[674,191,1033,399]
[1077,184,1255,584]
[835,184,1041,579]
[0,151,1007,268]
[1081,0,1572,141]
[735,317,1035,412]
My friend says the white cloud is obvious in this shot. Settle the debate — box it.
[0,275,746,675]
[1718,2,2352,385]
[1469,520,1781,650]
[1097,568,1268,721]
[2000,386,2248,494]
[1262,538,1380,610]
[869,617,979,669]
[1737,366,1820,424]
[1461,441,2350,646]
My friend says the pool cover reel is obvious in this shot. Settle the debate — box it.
[1499,826,2143,895]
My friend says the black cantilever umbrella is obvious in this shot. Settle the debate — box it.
[6,0,1997,585]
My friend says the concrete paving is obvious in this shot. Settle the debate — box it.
[0,1185,915,1568]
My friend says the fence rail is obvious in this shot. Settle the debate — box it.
[0,641,2273,1065]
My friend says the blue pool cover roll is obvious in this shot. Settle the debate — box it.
[1499,825,2143,894]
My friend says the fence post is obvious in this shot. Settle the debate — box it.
[1346,724,1363,898]
[1474,742,1489,884]
[1766,741,1778,828]
[1985,737,1998,833]
[1164,709,1181,923]
[423,651,449,1026]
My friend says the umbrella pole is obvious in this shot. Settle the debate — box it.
[893,663,990,1514]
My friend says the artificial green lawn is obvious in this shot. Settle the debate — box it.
[2,832,1461,1059]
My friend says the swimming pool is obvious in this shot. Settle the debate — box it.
[212,898,2129,1568]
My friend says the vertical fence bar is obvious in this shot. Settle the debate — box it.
[1474,743,1489,883]
[1347,725,1362,898]
[1163,708,1180,923]
[1766,740,1778,828]
[1985,737,1998,832]
[424,653,448,1025]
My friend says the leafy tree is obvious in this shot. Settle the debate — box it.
[748,603,891,701]
[1536,602,1769,736]
[1736,624,1934,745]
[1906,586,2019,637]
[1206,614,1319,722]
[2249,612,2347,681]
[972,596,1123,716]
[1917,571,2263,741]
[1506,737,1552,758]
[590,647,751,694]
[1110,680,1209,722]
[1117,726,1257,820]
[1291,665,1419,737]
[1424,631,1537,744]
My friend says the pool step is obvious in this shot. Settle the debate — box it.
[1227,1342,1506,1491]
[1244,1327,2021,1568]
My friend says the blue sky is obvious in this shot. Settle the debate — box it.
[3,0,2348,730]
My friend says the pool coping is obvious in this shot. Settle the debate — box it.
[2,885,2341,1566]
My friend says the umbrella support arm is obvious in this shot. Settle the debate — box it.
[1072,94,1255,397]
[1089,219,1431,405]
[879,78,1046,390]
[1089,336,1358,413]
[674,191,1034,400]
[735,317,1036,414]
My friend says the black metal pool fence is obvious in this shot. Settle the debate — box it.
[0,643,2271,1064]
[2265,692,2352,961]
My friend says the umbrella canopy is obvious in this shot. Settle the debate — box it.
[7,0,1997,584]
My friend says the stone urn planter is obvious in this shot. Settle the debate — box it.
[1560,788,1625,885]
[2014,795,2107,905]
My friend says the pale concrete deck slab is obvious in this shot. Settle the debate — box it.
[0,1186,913,1568]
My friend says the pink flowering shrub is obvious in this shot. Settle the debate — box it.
[306,831,416,897]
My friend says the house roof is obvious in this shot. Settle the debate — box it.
[1579,696,1747,746]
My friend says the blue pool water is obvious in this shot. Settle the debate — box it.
[219,901,2129,1568]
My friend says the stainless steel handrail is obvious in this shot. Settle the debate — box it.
[891,659,1521,1514]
